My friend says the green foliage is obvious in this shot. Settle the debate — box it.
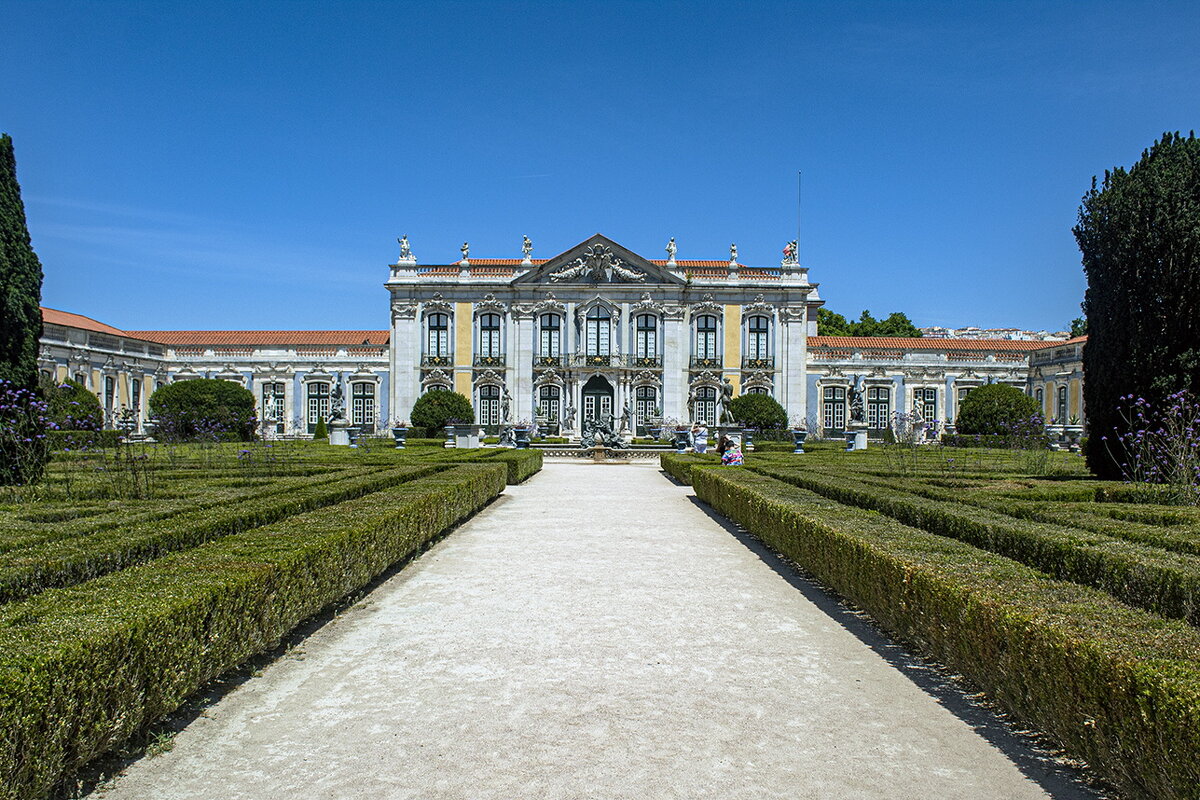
[38,375,102,431]
[1074,131,1200,478]
[691,466,1200,799]
[817,307,922,337]
[45,429,119,450]
[728,393,788,430]
[312,416,328,439]
[411,389,474,431]
[1069,316,1088,337]
[954,383,1040,435]
[149,379,257,441]
[0,134,44,390]
[0,463,508,799]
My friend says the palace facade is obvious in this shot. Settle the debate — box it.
[37,233,1085,437]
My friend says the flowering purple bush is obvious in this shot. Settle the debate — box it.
[1105,391,1200,504]
[0,380,52,485]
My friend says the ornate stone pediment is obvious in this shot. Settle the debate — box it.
[690,294,722,316]
[533,368,564,387]
[475,293,507,315]
[511,234,685,286]
[779,306,806,323]
[631,292,663,316]
[421,368,451,386]
[743,294,775,315]
[472,368,504,386]
[742,370,774,392]
[688,370,722,389]
[391,298,418,320]
[632,369,662,386]
[422,293,452,315]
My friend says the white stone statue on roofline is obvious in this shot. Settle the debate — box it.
[665,237,677,263]
[397,235,414,263]
[522,235,533,264]
[729,243,738,264]
[782,239,798,266]
[460,241,470,263]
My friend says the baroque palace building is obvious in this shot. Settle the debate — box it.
[37,233,1084,438]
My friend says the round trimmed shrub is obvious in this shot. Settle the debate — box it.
[39,375,102,431]
[955,384,1040,435]
[411,390,474,431]
[729,393,788,430]
[149,378,257,441]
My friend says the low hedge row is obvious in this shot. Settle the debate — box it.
[752,464,1200,627]
[0,465,445,602]
[941,432,1050,449]
[692,467,1200,799]
[45,430,120,450]
[660,452,718,485]
[0,462,507,800]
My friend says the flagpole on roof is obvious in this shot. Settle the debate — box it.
[796,170,803,266]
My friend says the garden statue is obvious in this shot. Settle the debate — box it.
[562,402,577,430]
[460,241,470,262]
[617,398,633,433]
[522,235,533,261]
[397,235,413,261]
[501,388,513,423]
[729,243,738,263]
[718,377,735,424]
[849,386,865,423]
[330,382,346,421]
[665,237,677,261]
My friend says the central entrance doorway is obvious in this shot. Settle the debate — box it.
[581,375,614,423]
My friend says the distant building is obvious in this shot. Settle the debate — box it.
[920,326,1070,341]
[1027,336,1087,426]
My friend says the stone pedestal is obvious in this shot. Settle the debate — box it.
[845,422,868,451]
[328,418,351,446]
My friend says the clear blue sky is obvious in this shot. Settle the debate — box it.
[3,1,1197,332]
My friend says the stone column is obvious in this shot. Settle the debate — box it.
[391,298,419,426]
[661,310,686,422]
[781,306,808,424]
[512,307,535,422]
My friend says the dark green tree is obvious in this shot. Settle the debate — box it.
[38,375,102,431]
[1074,132,1200,478]
[410,389,474,432]
[817,308,853,336]
[955,383,1040,435]
[1070,316,1088,338]
[149,379,257,441]
[312,416,328,440]
[0,134,44,389]
[817,308,922,337]
[729,393,788,430]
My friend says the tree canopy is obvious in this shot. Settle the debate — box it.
[729,393,787,430]
[817,308,922,337]
[0,134,44,390]
[410,389,474,432]
[149,379,257,441]
[1074,131,1200,478]
[954,383,1040,435]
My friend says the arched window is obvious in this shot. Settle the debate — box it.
[1057,385,1068,422]
[746,315,770,360]
[695,315,718,361]
[585,306,611,358]
[538,385,561,422]
[867,386,890,430]
[479,385,501,426]
[746,386,769,395]
[479,313,502,358]
[1035,387,1044,411]
[694,386,717,425]
[352,382,376,428]
[539,314,561,358]
[823,386,846,431]
[306,382,330,433]
[426,313,450,359]
[635,315,657,361]
[635,385,658,434]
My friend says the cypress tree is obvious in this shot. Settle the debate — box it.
[0,133,45,389]
[1074,132,1200,478]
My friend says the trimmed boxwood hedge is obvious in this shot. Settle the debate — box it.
[660,452,718,485]
[0,462,507,800]
[691,467,1200,799]
[752,464,1200,626]
[0,465,445,602]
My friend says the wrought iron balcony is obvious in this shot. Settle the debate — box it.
[534,355,563,368]
[421,355,452,368]
[632,356,662,368]
[473,354,505,368]
[690,356,722,370]
[576,354,613,368]
[742,357,774,370]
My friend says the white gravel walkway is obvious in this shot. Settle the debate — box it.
[93,461,1097,799]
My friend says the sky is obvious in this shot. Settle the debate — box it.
[2,0,1197,332]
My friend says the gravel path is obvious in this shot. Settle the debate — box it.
[93,460,1098,799]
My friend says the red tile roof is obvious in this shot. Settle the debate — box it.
[126,330,391,347]
[1029,335,1087,349]
[808,336,1051,352]
[41,307,128,337]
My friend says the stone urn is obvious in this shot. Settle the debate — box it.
[791,429,807,454]
[673,428,690,454]
[391,426,407,449]
[513,427,532,449]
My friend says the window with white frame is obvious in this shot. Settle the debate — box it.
[914,387,937,421]
[306,382,330,432]
[538,385,561,421]
[746,315,770,359]
[262,382,286,430]
[539,314,561,357]
[695,315,718,360]
[867,386,890,429]
[104,376,116,414]
[635,315,657,359]
[352,382,376,428]
[746,386,769,395]
[694,386,717,425]
[479,313,502,358]
[426,313,450,358]
[1057,385,1068,422]
[823,386,847,431]
[635,385,658,432]
[130,378,141,419]
[585,306,611,356]
[479,385,501,426]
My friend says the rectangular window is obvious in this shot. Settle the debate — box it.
[694,386,717,426]
[352,382,376,428]
[540,315,561,357]
[307,382,330,433]
[695,316,718,360]
[538,385,561,422]
[746,316,770,360]
[479,314,502,358]
[479,385,501,426]
[635,386,658,434]
[866,386,890,429]
[104,376,116,411]
[427,313,450,358]
[1057,386,1068,422]
[823,386,846,431]
[262,382,286,433]
[914,387,937,421]
[131,377,141,418]
[635,316,657,359]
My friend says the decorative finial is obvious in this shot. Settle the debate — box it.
[665,237,677,264]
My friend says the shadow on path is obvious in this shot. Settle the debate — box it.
[674,476,1109,800]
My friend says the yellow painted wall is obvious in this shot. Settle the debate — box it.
[56,365,67,382]
[1070,378,1082,420]
[454,302,473,397]
[723,304,741,394]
